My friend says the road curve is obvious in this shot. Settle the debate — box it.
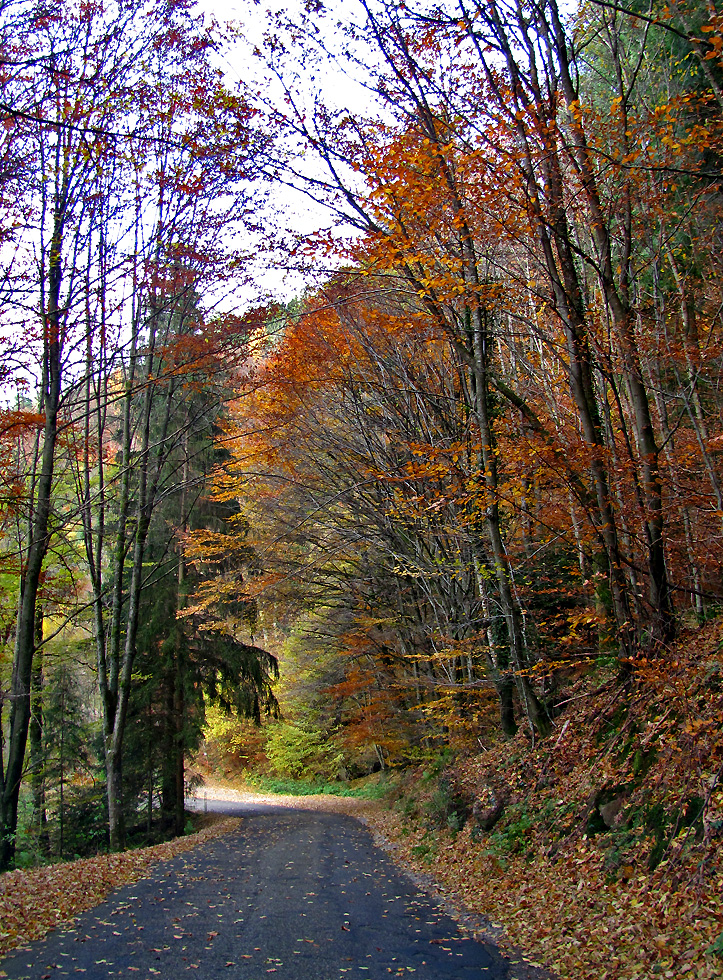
[0,796,514,979]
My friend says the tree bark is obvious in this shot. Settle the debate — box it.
[0,210,62,870]
[30,607,48,852]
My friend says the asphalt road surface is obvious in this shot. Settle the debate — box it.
[0,798,515,979]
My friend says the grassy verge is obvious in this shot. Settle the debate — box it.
[241,773,390,799]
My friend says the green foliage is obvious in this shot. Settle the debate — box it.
[485,806,534,859]
[420,748,453,782]
[707,931,723,961]
[129,415,279,834]
[202,706,267,773]
[245,775,332,795]
[14,644,107,866]
[400,796,420,823]
[265,721,345,781]
[638,795,706,871]
[14,793,50,869]
[54,784,108,858]
[242,772,384,798]
[352,777,391,800]
[632,746,658,777]
[411,835,436,863]
[423,776,471,834]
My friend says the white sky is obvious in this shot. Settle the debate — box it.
[193,0,376,306]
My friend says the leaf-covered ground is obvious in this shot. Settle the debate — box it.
[2,622,723,980]
[357,621,723,980]
[0,816,238,959]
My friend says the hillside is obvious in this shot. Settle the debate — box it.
[356,619,723,980]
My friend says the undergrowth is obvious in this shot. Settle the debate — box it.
[242,773,389,799]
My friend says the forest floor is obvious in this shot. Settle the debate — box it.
[193,612,723,980]
[1,621,722,980]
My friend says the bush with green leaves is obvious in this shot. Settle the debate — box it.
[265,720,346,781]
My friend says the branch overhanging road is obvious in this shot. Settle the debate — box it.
[0,793,536,979]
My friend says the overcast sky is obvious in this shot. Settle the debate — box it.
[190,0,374,304]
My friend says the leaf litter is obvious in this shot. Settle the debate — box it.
[0,817,238,959]
[353,620,723,980]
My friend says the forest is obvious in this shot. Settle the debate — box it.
[0,0,722,954]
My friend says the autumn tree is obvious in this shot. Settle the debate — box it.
[219,0,723,753]
[258,0,722,632]
[194,283,511,759]
[0,0,268,862]
[0,0,159,869]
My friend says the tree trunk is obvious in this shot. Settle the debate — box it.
[173,656,185,837]
[498,676,517,738]
[174,434,190,837]
[471,309,551,737]
[161,671,177,829]
[30,608,48,852]
[106,744,124,853]
[548,0,674,642]
[0,212,62,871]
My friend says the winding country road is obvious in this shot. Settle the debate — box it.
[0,794,527,979]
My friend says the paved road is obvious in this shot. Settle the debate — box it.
[0,799,512,979]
